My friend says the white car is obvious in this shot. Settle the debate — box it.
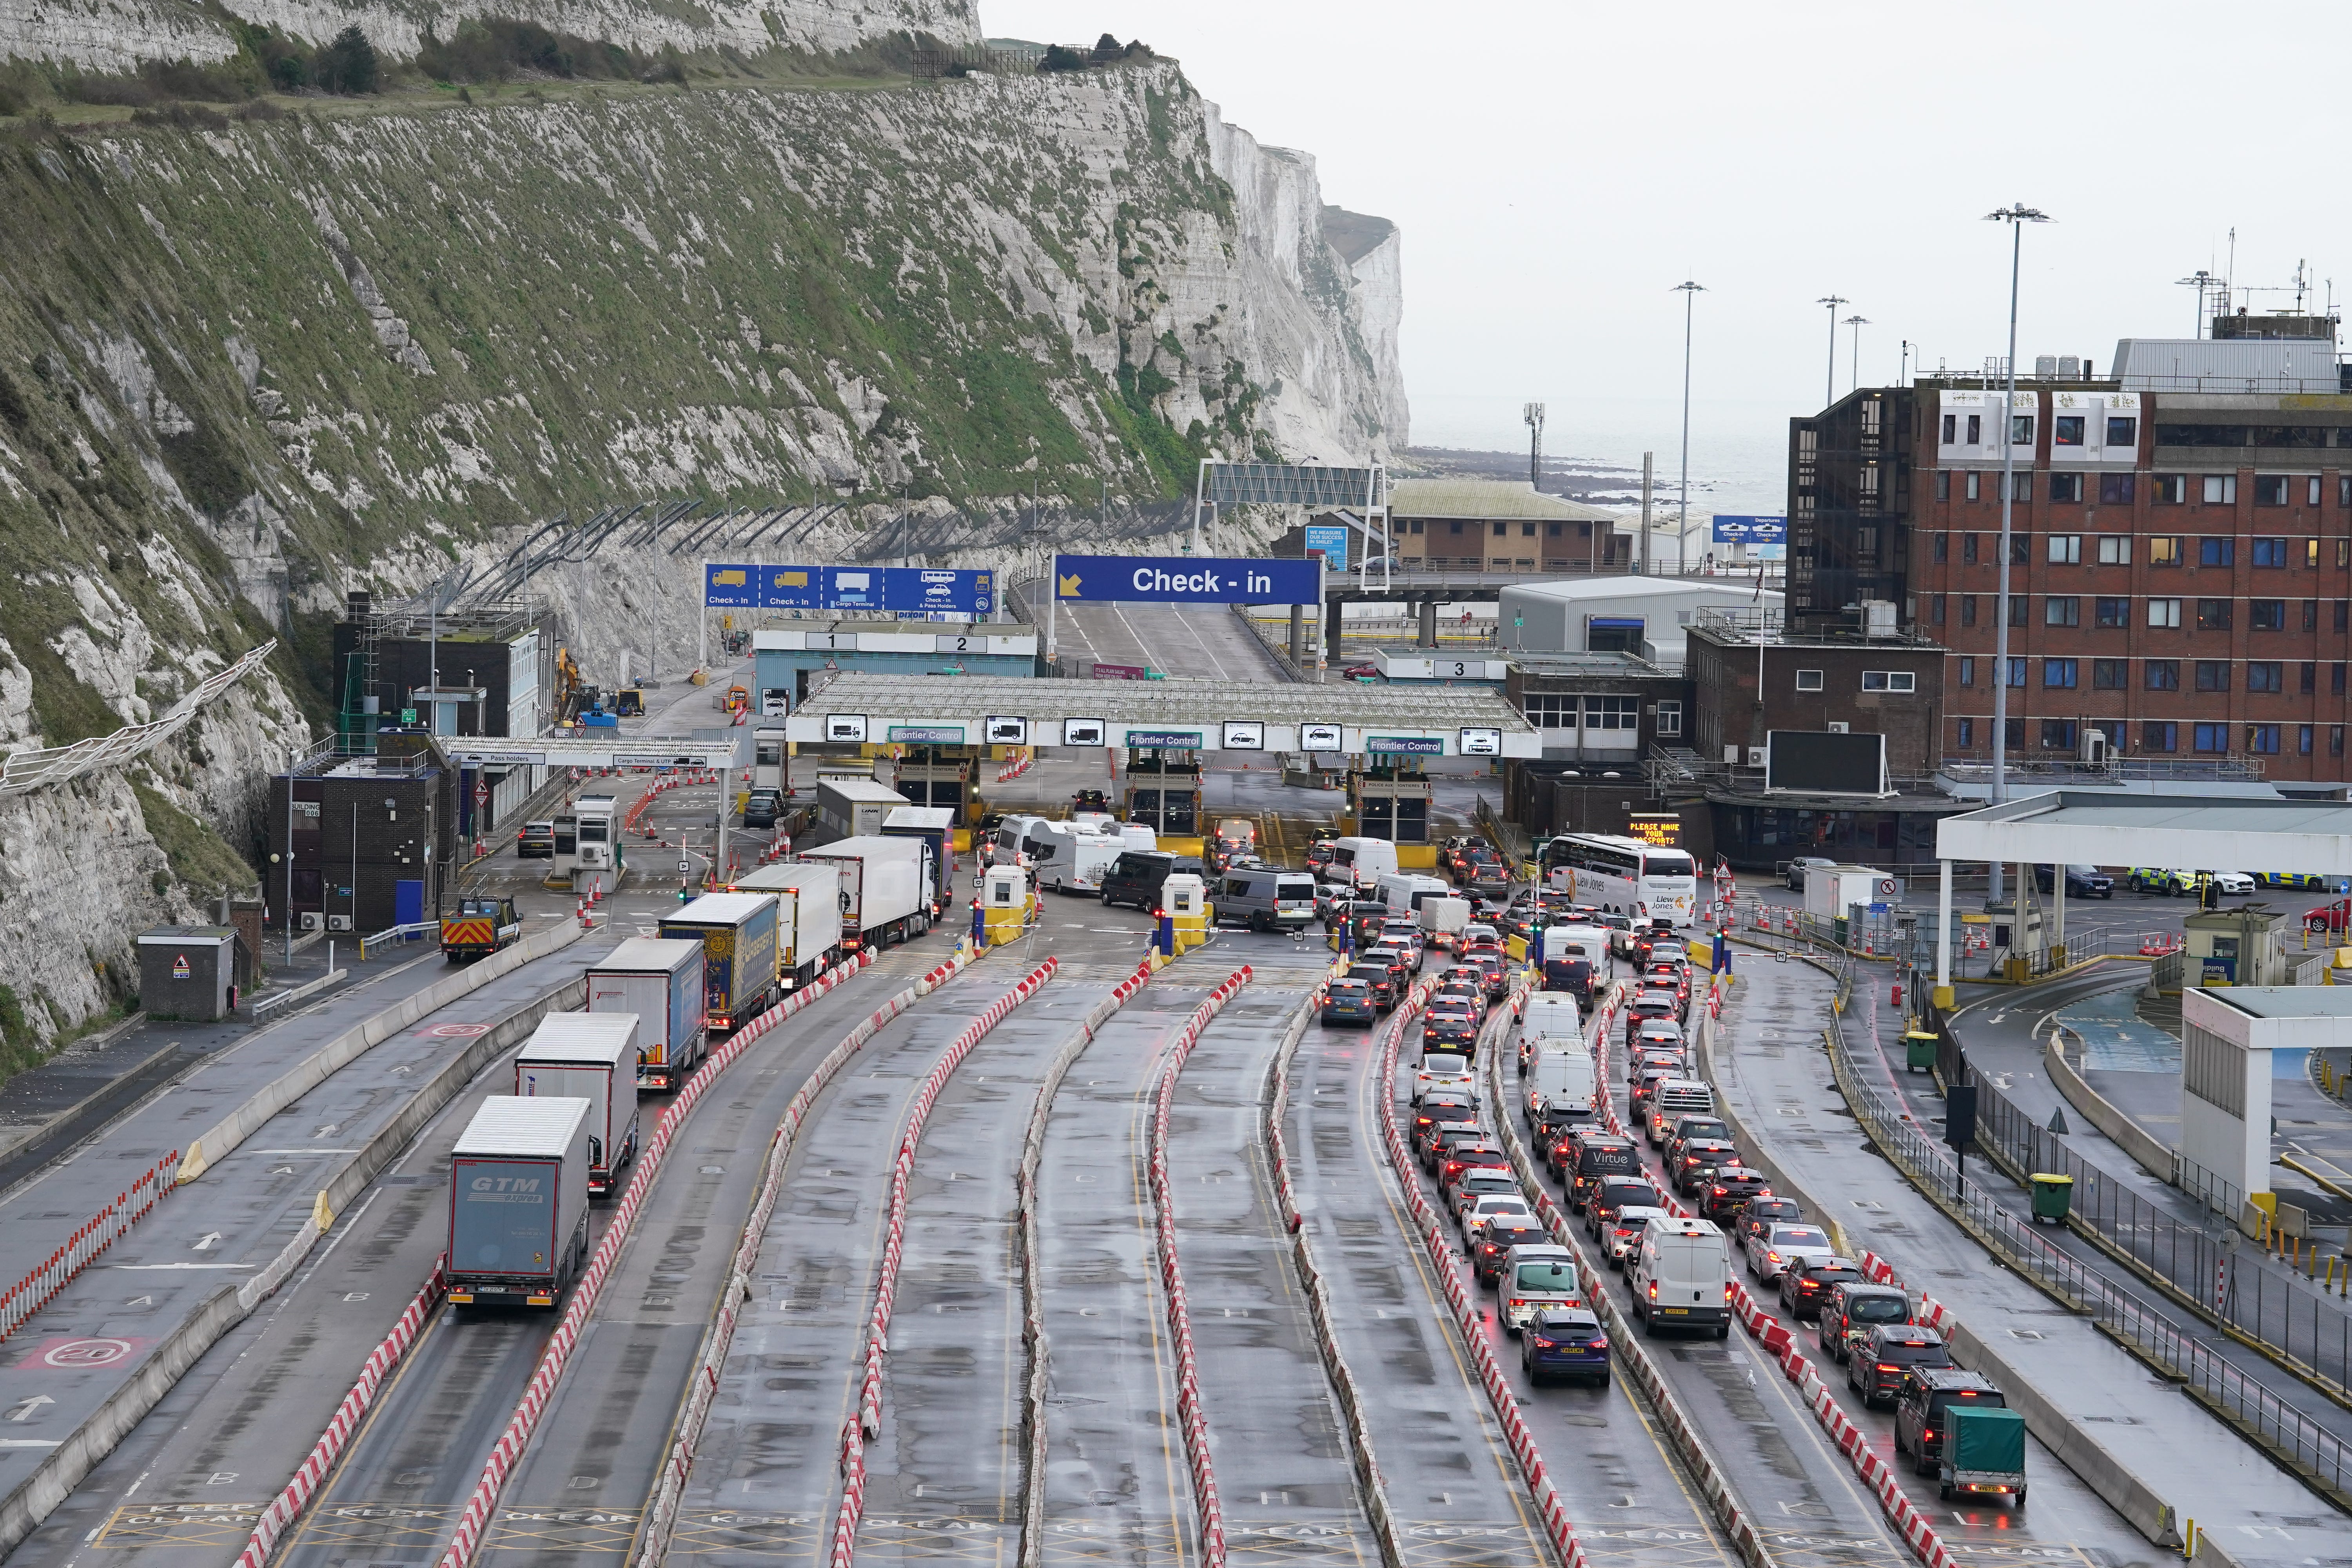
[1745,1221,1836,1284]
[1602,1205,1671,1268]
[2209,870,2255,895]
[1414,1052,1473,1105]
[1460,1193,1534,1239]
[1452,1172,1522,1231]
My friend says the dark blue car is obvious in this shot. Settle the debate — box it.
[1522,1307,1610,1387]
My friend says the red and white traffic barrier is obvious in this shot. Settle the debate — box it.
[236,1259,446,1568]
[430,948,884,1568]
[1145,966,1255,1568]
[0,1150,178,1345]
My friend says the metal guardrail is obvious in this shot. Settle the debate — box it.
[0,641,276,795]
[250,968,349,1022]
[359,922,437,960]
[1793,938,2352,1505]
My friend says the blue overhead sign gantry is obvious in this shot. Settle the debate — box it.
[703,563,995,615]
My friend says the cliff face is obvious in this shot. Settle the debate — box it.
[0,53,1405,1045]
[3,0,979,73]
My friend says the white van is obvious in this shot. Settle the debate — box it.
[1025,820,1123,893]
[1375,872,1453,915]
[1419,896,1472,949]
[1516,993,1584,1066]
[1629,1216,1731,1337]
[1536,924,1607,999]
[1501,1243,1585,1334]
[989,814,1051,866]
[1322,836,1401,891]
[1525,1040,1597,1134]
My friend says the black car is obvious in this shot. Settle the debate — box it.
[1474,1219,1552,1286]
[2034,863,2114,898]
[742,789,783,829]
[1848,1327,1952,1407]
[1412,1099,1479,1161]
[1779,1255,1865,1321]
[1423,1007,1479,1051]
[517,820,556,859]
[1346,963,1399,1011]
[1700,1167,1772,1221]
[1585,1176,1661,1236]
[1673,1139,1741,1197]
[1894,1369,2007,1476]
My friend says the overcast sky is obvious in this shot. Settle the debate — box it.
[986,1,2347,481]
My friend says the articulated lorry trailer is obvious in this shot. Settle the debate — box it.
[800,836,928,952]
[587,937,708,1091]
[728,862,846,991]
[447,1095,594,1308]
[515,1013,641,1196]
[660,893,782,1034]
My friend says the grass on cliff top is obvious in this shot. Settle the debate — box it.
[132,779,261,895]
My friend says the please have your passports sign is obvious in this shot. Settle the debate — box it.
[1053,555,1321,604]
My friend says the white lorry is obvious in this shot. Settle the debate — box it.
[587,937,707,1092]
[728,862,846,990]
[1418,895,1472,949]
[1801,864,1901,922]
[514,1013,641,1197]
[800,835,930,951]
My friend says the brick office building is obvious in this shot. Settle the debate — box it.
[1794,325,2352,782]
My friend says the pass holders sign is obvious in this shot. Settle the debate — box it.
[1053,554,1321,605]
[1302,524,1350,573]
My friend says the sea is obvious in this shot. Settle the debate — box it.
[1404,393,1795,520]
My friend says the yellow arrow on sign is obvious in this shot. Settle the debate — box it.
[1057,571,1082,597]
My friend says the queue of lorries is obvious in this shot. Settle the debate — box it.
[1369,914,2030,1508]
[444,808,966,1311]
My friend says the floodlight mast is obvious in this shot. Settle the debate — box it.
[1985,201,2051,906]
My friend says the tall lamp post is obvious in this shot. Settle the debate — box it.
[1843,314,1870,397]
[1816,296,1849,407]
[1986,202,2051,907]
[1673,280,1705,574]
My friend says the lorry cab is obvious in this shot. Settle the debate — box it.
[441,895,522,962]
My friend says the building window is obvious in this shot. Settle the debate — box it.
[1795,669,1824,692]
[1962,533,1979,563]
[2249,599,2285,630]
[1521,695,1577,727]
[1654,700,1682,737]
[2010,534,2031,565]
[1931,594,1947,626]
[2252,537,2289,566]
[1449,521,1464,535]
[2006,657,2027,688]
[2248,724,2281,755]
[1941,414,1957,444]
[2196,598,2233,631]
[1965,471,1982,502]
[2004,717,2025,749]
[1957,717,1975,748]
[1523,523,1537,537]
[1933,533,1948,563]
[2009,594,2029,626]
[2334,726,2345,758]
[2045,596,2080,626]
[2097,535,2131,564]
[2054,415,2085,446]
[2338,601,2350,632]
[2336,663,2348,696]
[2301,724,2316,756]
[2145,721,2178,752]
[2195,659,2231,692]
[2247,661,2284,692]
[2203,475,2238,505]
[1935,471,1952,501]
[2152,475,2188,505]
[2049,473,2085,503]
[2098,474,2136,505]
[2200,537,2235,567]
[2194,722,2229,753]
[2011,472,2035,502]
[1492,521,1507,537]
[2040,719,2078,750]
[2108,416,2138,447]
[1960,595,1978,627]
[2048,534,2082,563]
[2092,657,2127,689]
[1584,697,1639,730]
[1958,657,1975,687]
[2308,538,2321,567]
[1860,670,1917,693]
[2254,475,2292,506]
[2011,414,2035,445]
[2301,662,2317,694]
[2043,658,2078,688]
[2305,599,2320,631]
[2149,597,2181,628]
[2145,659,2180,690]
[2095,597,2129,628]
[2149,535,2181,564]
[1546,522,1562,537]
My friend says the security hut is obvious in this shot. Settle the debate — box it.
[137,925,254,1021]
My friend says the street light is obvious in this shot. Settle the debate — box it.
[1673,280,1705,575]
[1986,202,2052,906]
[1817,295,1849,407]
[1842,314,1870,396]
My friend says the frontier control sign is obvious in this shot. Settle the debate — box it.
[1053,554,1319,605]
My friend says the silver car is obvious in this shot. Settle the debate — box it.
[1744,1221,1835,1284]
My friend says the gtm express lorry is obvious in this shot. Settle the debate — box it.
[447,1094,593,1308]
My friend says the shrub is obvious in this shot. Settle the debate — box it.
[1039,44,1087,72]
[312,27,380,94]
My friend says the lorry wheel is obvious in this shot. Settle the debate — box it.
[1938,1481,1953,1502]
[2013,1490,2025,1511]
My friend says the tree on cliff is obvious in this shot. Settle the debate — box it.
[312,27,381,94]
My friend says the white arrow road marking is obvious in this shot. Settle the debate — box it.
[7,1396,53,1422]
[192,1232,221,1251]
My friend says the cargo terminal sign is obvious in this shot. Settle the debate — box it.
[703,563,994,615]
[1052,554,1320,605]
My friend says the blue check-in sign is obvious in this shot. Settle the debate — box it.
[1054,555,1320,605]
[1711,515,1788,544]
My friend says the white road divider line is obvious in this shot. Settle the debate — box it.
[1145,966,1256,1568]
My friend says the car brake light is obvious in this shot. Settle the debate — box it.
[1711,1185,1726,1197]
[1766,1251,1781,1264]
[1876,1363,1900,1373]
[1724,1282,1735,1298]
[1647,1281,1657,1299]
[1588,1338,1609,1349]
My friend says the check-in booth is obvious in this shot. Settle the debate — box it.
[1162,872,1209,954]
[982,864,1030,946]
